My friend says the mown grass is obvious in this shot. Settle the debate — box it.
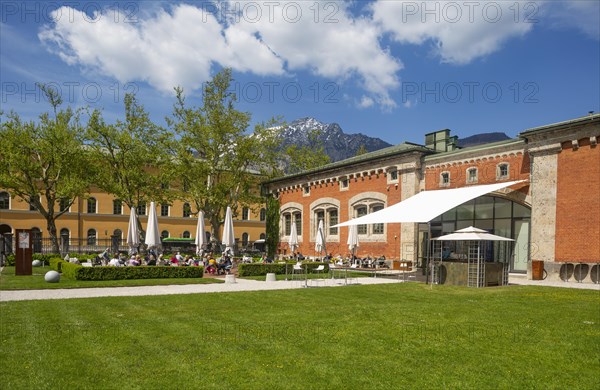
[0,283,598,389]
[0,266,222,290]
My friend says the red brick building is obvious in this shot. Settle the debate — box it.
[263,114,599,281]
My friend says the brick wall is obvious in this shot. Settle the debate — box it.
[276,171,403,259]
[555,138,600,262]
[424,152,530,190]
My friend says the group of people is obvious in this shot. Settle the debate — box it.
[95,248,234,274]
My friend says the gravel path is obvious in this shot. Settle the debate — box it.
[0,276,402,302]
[1,274,597,302]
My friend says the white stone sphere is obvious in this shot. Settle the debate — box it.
[32,260,42,267]
[44,270,60,283]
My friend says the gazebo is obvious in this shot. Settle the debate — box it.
[433,226,514,287]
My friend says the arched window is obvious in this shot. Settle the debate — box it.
[60,228,70,247]
[87,229,97,245]
[31,227,42,253]
[161,230,169,239]
[352,199,385,237]
[87,197,97,214]
[0,191,10,209]
[242,232,249,247]
[182,231,191,238]
[113,229,122,239]
[440,172,450,187]
[259,233,266,240]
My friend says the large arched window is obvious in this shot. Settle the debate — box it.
[182,231,191,239]
[351,198,385,237]
[281,204,303,237]
[161,230,169,239]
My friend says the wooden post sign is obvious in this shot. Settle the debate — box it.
[15,229,33,276]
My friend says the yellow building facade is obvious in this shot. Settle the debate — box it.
[0,187,266,254]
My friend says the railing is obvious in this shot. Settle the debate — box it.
[1,234,128,256]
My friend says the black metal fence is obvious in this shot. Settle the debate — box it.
[0,234,128,257]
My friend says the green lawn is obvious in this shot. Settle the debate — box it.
[0,283,598,389]
[0,266,222,290]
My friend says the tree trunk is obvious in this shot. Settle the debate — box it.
[46,217,60,254]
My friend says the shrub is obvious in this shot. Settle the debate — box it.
[69,266,205,281]
[49,257,64,272]
[61,261,82,279]
[238,262,329,277]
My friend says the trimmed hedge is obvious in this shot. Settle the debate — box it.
[44,256,204,280]
[238,262,329,277]
[5,253,60,266]
[72,265,204,281]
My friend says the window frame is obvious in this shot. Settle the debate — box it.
[87,197,97,214]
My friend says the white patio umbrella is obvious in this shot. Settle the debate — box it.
[289,221,299,254]
[126,206,140,254]
[347,223,359,261]
[222,206,235,255]
[195,211,206,256]
[144,201,161,251]
[315,219,326,258]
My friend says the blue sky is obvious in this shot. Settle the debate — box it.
[1,1,599,145]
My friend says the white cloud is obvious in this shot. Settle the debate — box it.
[39,4,285,94]
[39,1,401,109]
[540,0,600,40]
[371,0,533,64]
[357,96,375,109]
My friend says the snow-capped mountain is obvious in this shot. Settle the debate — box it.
[276,117,392,163]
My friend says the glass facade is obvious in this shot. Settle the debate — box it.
[430,195,531,272]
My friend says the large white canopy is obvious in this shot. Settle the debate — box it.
[334,180,525,227]
[433,226,514,241]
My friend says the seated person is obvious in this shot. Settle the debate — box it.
[218,256,233,274]
[175,252,184,262]
[108,256,121,267]
[147,255,157,266]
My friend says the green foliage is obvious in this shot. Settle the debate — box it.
[355,144,369,156]
[238,262,328,277]
[66,265,204,280]
[45,256,204,280]
[49,257,64,272]
[0,84,96,252]
[60,261,82,279]
[86,93,175,228]
[284,128,330,174]
[168,68,283,242]
[4,285,598,388]
[265,195,280,259]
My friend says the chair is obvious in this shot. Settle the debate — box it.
[313,265,325,286]
[292,262,304,281]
